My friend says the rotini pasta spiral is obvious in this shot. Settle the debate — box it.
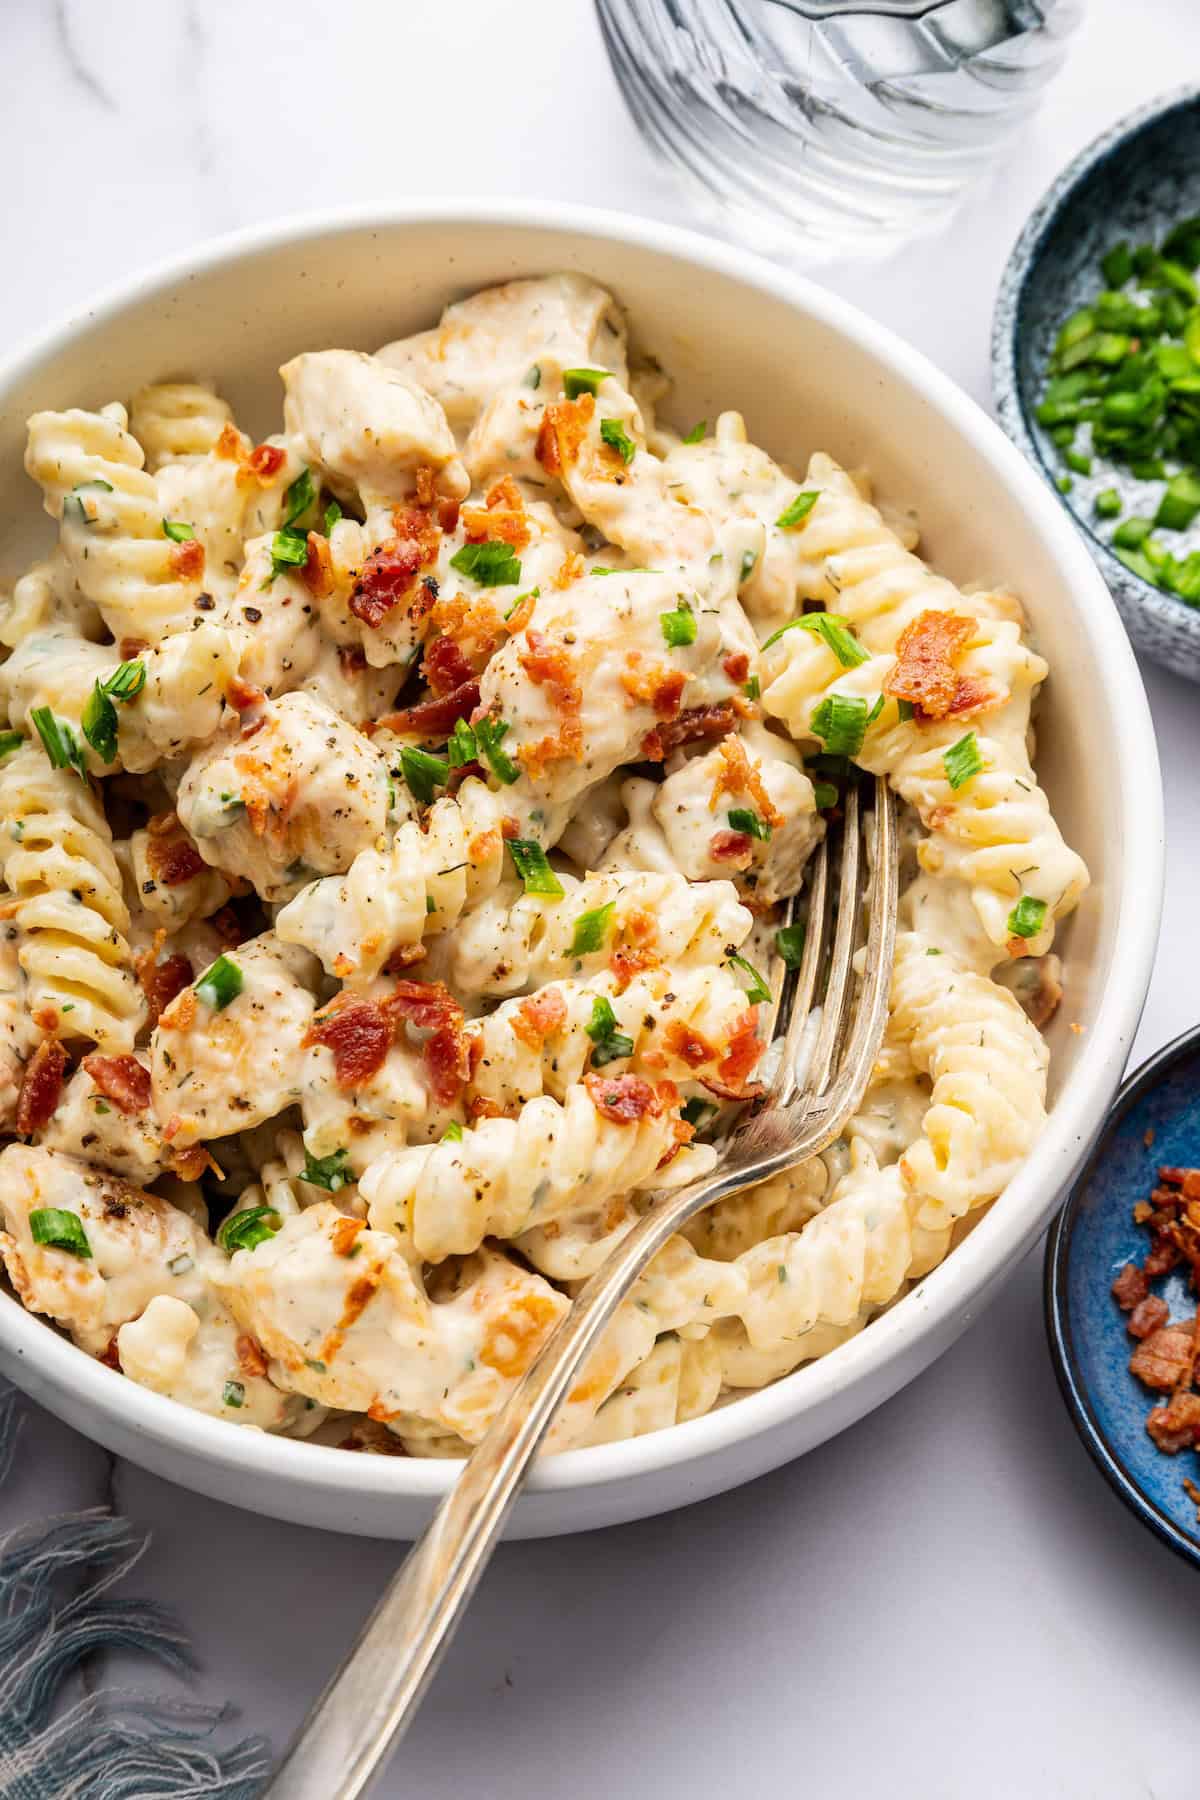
[128,381,237,469]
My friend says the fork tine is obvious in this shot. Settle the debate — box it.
[769,833,829,1101]
[799,781,862,1103]
[820,777,899,1124]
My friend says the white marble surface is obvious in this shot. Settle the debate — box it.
[2,2,1199,1794]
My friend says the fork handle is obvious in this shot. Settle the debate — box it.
[263,1162,752,1800]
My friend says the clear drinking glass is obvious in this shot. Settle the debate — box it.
[596,0,1083,259]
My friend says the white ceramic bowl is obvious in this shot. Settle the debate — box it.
[0,203,1164,1540]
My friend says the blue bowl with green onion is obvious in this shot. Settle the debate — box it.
[993,86,1200,679]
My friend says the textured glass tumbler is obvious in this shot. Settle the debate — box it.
[596,0,1083,259]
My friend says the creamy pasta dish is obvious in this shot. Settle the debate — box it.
[0,275,1088,1455]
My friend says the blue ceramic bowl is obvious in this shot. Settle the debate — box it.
[1046,1025,1200,1568]
[993,86,1200,681]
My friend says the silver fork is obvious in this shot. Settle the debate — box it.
[265,776,898,1800]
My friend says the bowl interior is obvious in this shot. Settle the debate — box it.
[1005,92,1200,631]
[0,210,1160,1526]
[1047,1031,1200,1568]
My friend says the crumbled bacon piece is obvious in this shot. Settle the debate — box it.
[468,1096,504,1122]
[536,395,593,477]
[216,423,245,462]
[136,948,193,1027]
[236,1334,269,1379]
[715,1009,763,1096]
[609,946,660,992]
[305,997,393,1091]
[207,906,244,947]
[512,987,568,1049]
[708,736,784,827]
[710,829,753,865]
[227,677,267,714]
[16,1039,68,1135]
[168,538,205,580]
[1128,1295,1170,1340]
[382,943,428,974]
[1147,1391,1200,1452]
[144,817,206,888]
[1161,1166,1200,1199]
[461,476,530,551]
[517,629,584,772]
[555,551,585,590]
[301,531,333,599]
[1129,1322,1196,1393]
[1112,1262,1149,1310]
[119,636,149,661]
[584,1072,661,1124]
[641,701,736,762]
[378,678,481,743]
[884,610,997,723]
[723,651,750,684]
[82,1054,151,1115]
[241,443,286,485]
[350,538,429,628]
[330,1218,365,1259]
[385,980,469,1107]
[661,1019,717,1070]
[621,656,688,720]
[423,634,476,698]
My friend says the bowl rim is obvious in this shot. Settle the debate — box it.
[0,197,1165,1513]
[1044,1022,1200,1573]
[991,83,1200,622]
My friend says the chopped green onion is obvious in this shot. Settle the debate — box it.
[728,807,771,842]
[660,604,697,648]
[400,745,450,806]
[300,1147,351,1192]
[442,1121,464,1143]
[474,716,520,784]
[105,660,146,702]
[813,781,838,810]
[0,731,23,762]
[1007,896,1048,941]
[223,1380,246,1408]
[1056,475,1073,494]
[681,1097,717,1130]
[30,707,87,781]
[569,900,615,957]
[896,699,916,723]
[1100,241,1134,288]
[29,1208,91,1259]
[726,952,771,1005]
[810,693,871,759]
[942,731,984,792]
[284,467,316,526]
[585,996,635,1067]
[507,839,563,897]
[1112,516,1154,549]
[195,954,243,1012]
[1155,470,1200,531]
[562,368,609,400]
[739,550,758,585]
[600,418,636,465]
[744,675,760,701]
[217,1205,281,1254]
[775,491,819,530]
[776,923,806,970]
[269,526,309,579]
[162,518,195,542]
[81,685,118,764]
[446,719,478,767]
[682,420,707,445]
[505,586,539,618]
[1162,217,1200,269]
[323,499,342,535]
[1094,488,1122,518]
[1064,448,1092,475]
[449,540,522,587]
[62,478,114,525]
[1114,545,1161,586]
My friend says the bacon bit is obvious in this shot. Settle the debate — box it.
[423,633,475,698]
[609,946,660,992]
[136,947,193,1027]
[330,1217,365,1259]
[378,678,481,743]
[468,1096,504,1122]
[1112,1263,1150,1310]
[1128,1295,1170,1340]
[1161,1166,1200,1199]
[169,1145,217,1182]
[515,630,584,774]
[305,996,393,1091]
[723,651,750,684]
[584,1071,661,1124]
[536,395,593,477]
[504,591,537,635]
[641,701,737,762]
[715,1009,763,1097]
[512,987,568,1049]
[227,676,267,714]
[16,1040,68,1135]
[159,986,198,1033]
[98,1335,122,1371]
[710,829,753,865]
[500,815,520,840]
[661,1018,717,1070]
[555,551,585,590]
[216,423,245,462]
[168,537,205,580]
[1147,1390,1200,1452]
[414,465,436,506]
[301,531,333,599]
[461,475,530,551]
[883,610,997,723]
[144,820,206,888]
[349,538,428,628]
[708,735,784,827]
[341,1419,408,1454]
[382,943,428,974]
[236,1334,269,1379]
[239,442,286,486]
[119,636,149,661]
[385,980,469,1107]
[208,905,244,947]
[81,1054,151,1115]
[1130,1322,1196,1393]
[621,656,689,720]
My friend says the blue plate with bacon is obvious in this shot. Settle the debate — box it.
[1045,1023,1200,1569]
